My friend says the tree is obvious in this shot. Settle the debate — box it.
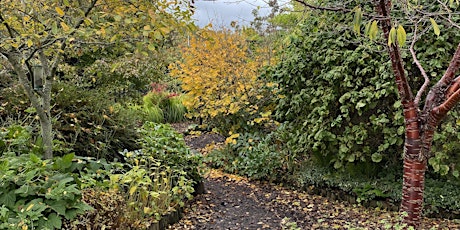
[0,0,192,159]
[293,0,460,227]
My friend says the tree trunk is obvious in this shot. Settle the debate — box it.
[40,114,53,159]
[375,0,460,226]
[375,0,427,227]
[6,52,54,159]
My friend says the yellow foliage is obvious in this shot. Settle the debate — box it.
[169,28,272,131]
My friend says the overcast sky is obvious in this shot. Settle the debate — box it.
[192,0,275,28]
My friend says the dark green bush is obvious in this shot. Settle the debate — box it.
[52,81,141,159]
[266,1,460,177]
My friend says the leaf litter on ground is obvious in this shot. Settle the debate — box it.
[169,169,460,230]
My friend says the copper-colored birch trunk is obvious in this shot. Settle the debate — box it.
[375,0,460,227]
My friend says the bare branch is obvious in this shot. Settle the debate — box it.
[293,0,383,18]
[411,22,430,107]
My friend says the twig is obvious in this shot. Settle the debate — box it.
[411,22,430,107]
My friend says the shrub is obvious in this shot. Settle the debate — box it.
[52,81,141,159]
[169,28,278,135]
[0,153,92,230]
[137,122,203,183]
[206,130,295,182]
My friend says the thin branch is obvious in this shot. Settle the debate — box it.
[411,22,430,107]
[0,13,16,38]
[293,0,384,18]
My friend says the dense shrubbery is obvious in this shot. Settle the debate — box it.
[268,9,403,171]
[0,153,92,230]
[0,121,202,229]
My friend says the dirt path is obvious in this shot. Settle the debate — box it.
[169,123,460,229]
[169,169,460,230]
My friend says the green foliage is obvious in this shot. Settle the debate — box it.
[269,9,403,170]
[0,153,92,230]
[267,1,460,176]
[353,184,390,204]
[137,122,203,183]
[110,150,193,226]
[0,124,38,156]
[52,81,141,159]
[206,129,295,182]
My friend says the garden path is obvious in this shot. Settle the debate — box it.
[169,123,460,229]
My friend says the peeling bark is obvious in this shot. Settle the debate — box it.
[375,0,460,227]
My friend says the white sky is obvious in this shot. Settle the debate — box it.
[192,0,275,28]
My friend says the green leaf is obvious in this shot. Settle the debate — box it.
[388,27,397,46]
[453,170,459,178]
[371,153,383,163]
[353,7,362,35]
[45,213,62,230]
[440,165,450,175]
[430,18,440,36]
[396,25,406,47]
[0,191,16,208]
[369,20,378,40]
[47,200,67,216]
[356,101,366,109]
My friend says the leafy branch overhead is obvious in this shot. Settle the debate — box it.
[0,0,193,159]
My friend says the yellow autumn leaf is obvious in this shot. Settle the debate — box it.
[144,207,152,214]
[60,21,70,31]
[129,185,137,195]
[55,7,65,17]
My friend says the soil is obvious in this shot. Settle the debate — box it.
[169,123,460,230]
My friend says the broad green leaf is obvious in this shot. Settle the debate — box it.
[453,170,459,178]
[44,213,62,229]
[430,18,440,36]
[440,165,450,175]
[47,200,67,215]
[356,101,366,109]
[0,191,16,208]
[55,7,65,17]
[396,25,406,47]
[388,27,397,46]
